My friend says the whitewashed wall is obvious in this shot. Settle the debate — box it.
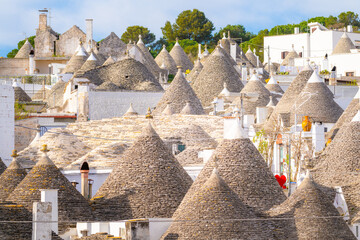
[88,91,163,120]
[0,85,14,165]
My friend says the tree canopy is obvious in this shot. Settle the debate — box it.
[121,26,155,45]
[213,25,254,44]
[161,9,214,43]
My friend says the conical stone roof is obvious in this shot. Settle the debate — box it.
[17,128,91,169]
[155,45,178,75]
[187,58,203,85]
[169,39,193,71]
[263,65,313,132]
[79,52,100,72]
[0,203,32,240]
[266,75,284,94]
[64,142,128,170]
[14,39,33,59]
[7,147,93,229]
[13,82,31,102]
[333,32,355,54]
[102,56,115,66]
[98,32,127,59]
[0,153,27,202]
[192,47,244,106]
[328,87,360,139]
[0,157,6,175]
[79,57,163,92]
[162,169,274,240]
[290,71,343,124]
[177,135,286,213]
[62,46,88,74]
[153,68,204,115]
[281,47,299,66]
[268,174,356,239]
[123,103,138,116]
[92,124,193,221]
[245,47,259,67]
[137,35,164,79]
[232,74,275,115]
[94,81,120,91]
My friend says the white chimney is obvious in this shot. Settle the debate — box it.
[230,43,237,61]
[256,107,268,124]
[86,19,93,49]
[312,122,325,153]
[198,44,202,58]
[241,65,248,81]
[347,25,353,33]
[33,202,52,240]
[40,189,58,234]
[294,27,300,34]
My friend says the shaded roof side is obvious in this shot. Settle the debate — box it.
[7,152,93,224]
[98,32,127,58]
[153,69,204,115]
[92,124,193,221]
[102,56,115,66]
[266,82,284,94]
[162,170,274,239]
[137,39,164,78]
[281,49,300,66]
[233,78,275,115]
[327,97,359,139]
[0,204,32,240]
[187,59,203,85]
[62,53,88,74]
[245,48,259,67]
[332,32,356,54]
[169,42,194,71]
[0,158,6,175]
[14,39,33,59]
[14,86,32,102]
[0,157,27,202]
[263,69,313,132]
[177,138,286,213]
[155,47,178,75]
[192,47,244,106]
[290,82,343,124]
[269,176,356,240]
[78,57,163,92]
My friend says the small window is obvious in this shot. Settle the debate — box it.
[299,52,302,58]
[75,85,78,90]
[281,51,289,59]
[324,127,328,132]
[346,72,354,77]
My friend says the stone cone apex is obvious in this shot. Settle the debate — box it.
[153,68,205,115]
[123,103,138,116]
[262,65,314,132]
[308,71,323,83]
[162,166,274,239]
[268,174,357,239]
[170,38,194,71]
[137,34,144,45]
[290,70,343,124]
[162,103,173,115]
[266,76,284,94]
[245,46,258,67]
[79,52,100,72]
[92,122,193,221]
[352,110,360,122]
[176,136,287,214]
[13,83,32,102]
[0,157,6,175]
[155,45,177,74]
[192,45,243,106]
[62,45,88,73]
[224,117,248,139]
[102,55,115,66]
[327,87,360,139]
[187,58,203,85]
[6,145,94,230]
[267,76,277,85]
[15,39,34,58]
[281,47,299,66]
[0,151,27,202]
[267,96,276,107]
[219,82,230,97]
[333,32,355,54]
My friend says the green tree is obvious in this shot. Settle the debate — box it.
[121,26,155,45]
[338,11,360,27]
[7,35,35,58]
[213,24,254,44]
[161,9,215,43]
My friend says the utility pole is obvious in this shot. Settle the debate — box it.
[288,136,292,197]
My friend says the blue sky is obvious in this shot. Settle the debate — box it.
[0,0,359,57]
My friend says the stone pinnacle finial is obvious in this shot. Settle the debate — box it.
[139,35,142,40]
[222,32,226,39]
[145,107,153,119]
[11,149,18,158]
[41,144,50,153]
[162,45,166,50]
[176,37,179,42]
[224,82,227,89]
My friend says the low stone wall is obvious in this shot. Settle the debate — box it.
[15,118,38,152]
